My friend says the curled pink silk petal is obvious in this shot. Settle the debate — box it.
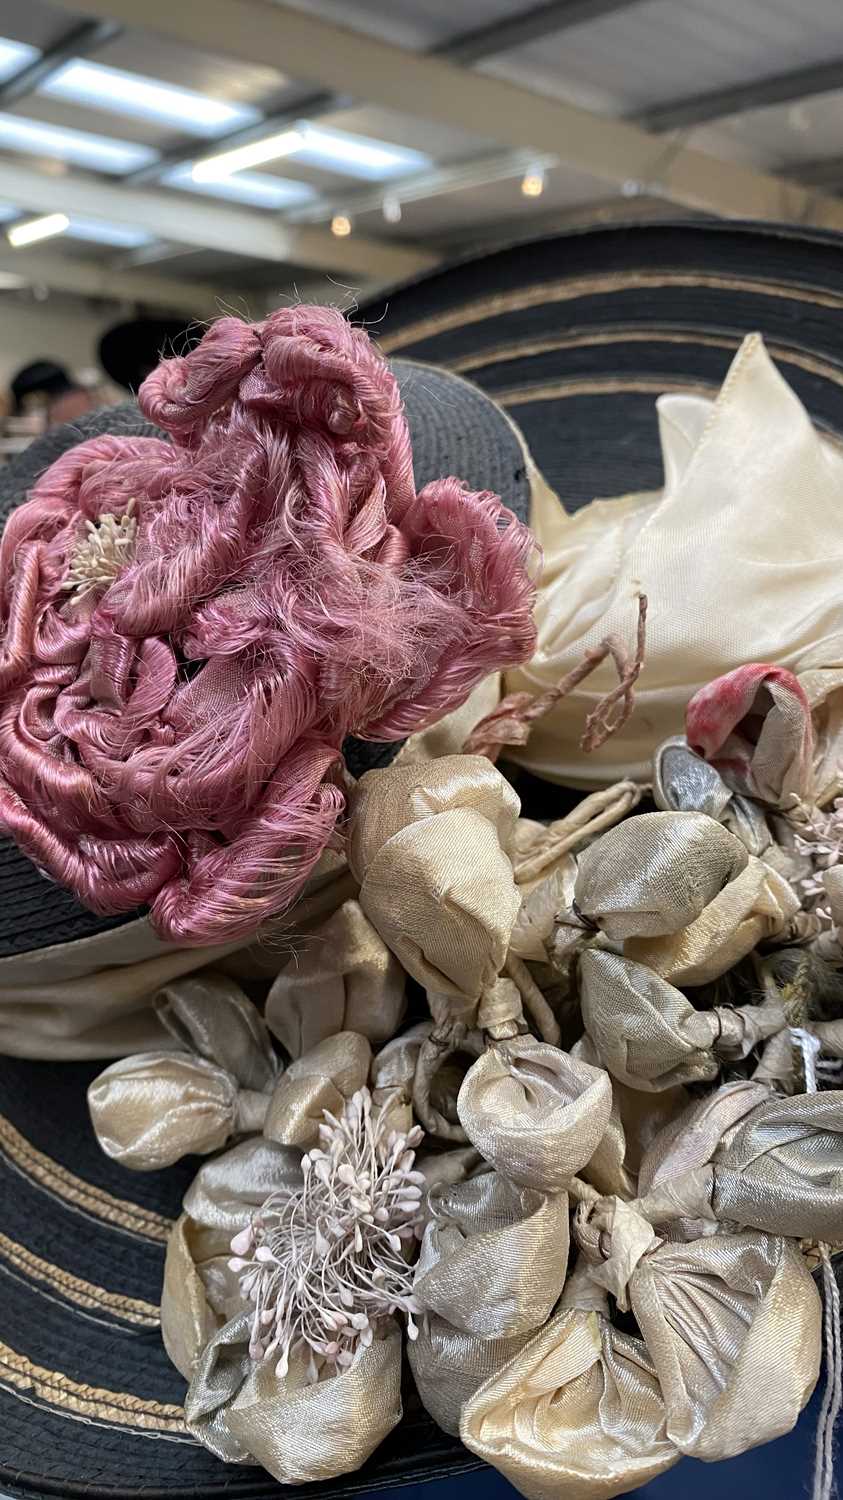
[0,306,538,944]
[685,664,813,805]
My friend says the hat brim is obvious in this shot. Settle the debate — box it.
[363,217,843,510]
[5,219,843,1498]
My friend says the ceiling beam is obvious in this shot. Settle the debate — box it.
[638,57,843,133]
[438,0,646,65]
[0,160,437,282]
[47,0,843,231]
[0,246,242,316]
[124,0,640,189]
[0,18,121,106]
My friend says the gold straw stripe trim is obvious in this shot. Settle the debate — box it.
[378,270,843,352]
[0,1231,159,1326]
[0,1115,171,1243]
[498,375,716,404]
[447,328,843,388]
[0,1339,186,1432]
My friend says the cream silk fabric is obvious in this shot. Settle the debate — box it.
[262,1031,372,1149]
[162,1135,302,1379]
[507,334,843,794]
[265,898,406,1058]
[0,852,354,1058]
[637,1080,843,1243]
[88,976,280,1169]
[559,809,797,984]
[457,1036,611,1191]
[462,1215,820,1498]
[168,1110,404,1482]
[410,1032,615,1436]
[460,1266,680,1500]
[185,1311,403,1483]
[580,951,785,1091]
[348,755,521,1006]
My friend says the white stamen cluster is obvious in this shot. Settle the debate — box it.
[62,499,137,602]
[793,798,843,923]
[229,1087,424,1385]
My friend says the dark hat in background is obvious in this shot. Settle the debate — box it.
[9,359,75,414]
[3,218,843,1499]
[98,317,201,393]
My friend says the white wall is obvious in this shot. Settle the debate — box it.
[0,295,120,389]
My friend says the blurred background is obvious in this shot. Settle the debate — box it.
[0,0,842,454]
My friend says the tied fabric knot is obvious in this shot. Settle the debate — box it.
[580,950,786,1092]
[88,973,279,1169]
[573,1196,661,1312]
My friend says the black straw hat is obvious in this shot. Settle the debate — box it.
[3,218,843,1500]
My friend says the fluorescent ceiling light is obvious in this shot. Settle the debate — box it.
[192,128,302,182]
[292,124,428,180]
[165,163,316,209]
[0,113,158,173]
[8,213,69,247]
[41,60,261,138]
[0,38,39,83]
[192,122,428,185]
[65,216,154,248]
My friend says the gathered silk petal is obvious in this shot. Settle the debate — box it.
[348,754,519,873]
[154,973,278,1090]
[460,1269,679,1500]
[502,336,843,798]
[186,1313,402,1481]
[458,1035,611,1191]
[265,899,406,1058]
[87,974,283,1168]
[161,1137,301,1378]
[348,757,521,1002]
[686,664,814,807]
[357,808,521,1001]
[409,1314,528,1436]
[88,1052,269,1169]
[627,1230,820,1459]
[413,1170,570,1338]
[624,855,797,985]
[263,1030,371,1148]
[574,811,746,940]
[712,1088,843,1241]
[573,1036,690,1197]
[581,951,784,1090]
[371,1022,429,1138]
[638,1081,843,1242]
[638,1080,763,1197]
[573,1196,821,1461]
